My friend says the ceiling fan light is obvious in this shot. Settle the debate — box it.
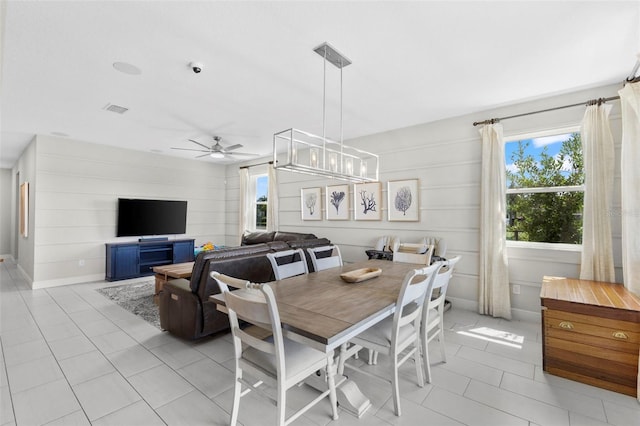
[210,152,224,159]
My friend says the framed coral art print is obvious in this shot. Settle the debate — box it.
[353,182,382,221]
[301,187,322,221]
[388,179,419,221]
[326,184,349,220]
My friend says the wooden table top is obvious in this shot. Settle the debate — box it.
[152,262,194,278]
[210,259,425,351]
[540,276,640,312]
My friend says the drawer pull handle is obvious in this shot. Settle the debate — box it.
[559,321,574,330]
[612,331,628,340]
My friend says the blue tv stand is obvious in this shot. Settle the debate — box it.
[105,238,195,281]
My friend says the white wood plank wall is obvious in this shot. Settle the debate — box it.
[226,83,623,320]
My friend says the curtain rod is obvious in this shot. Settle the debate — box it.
[238,160,273,170]
[474,57,640,127]
[472,95,621,127]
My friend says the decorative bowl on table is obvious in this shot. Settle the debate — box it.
[340,268,382,283]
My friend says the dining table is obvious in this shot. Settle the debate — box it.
[209,258,425,418]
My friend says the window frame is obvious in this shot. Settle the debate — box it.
[504,125,584,248]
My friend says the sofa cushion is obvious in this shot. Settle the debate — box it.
[241,231,275,245]
[274,231,317,242]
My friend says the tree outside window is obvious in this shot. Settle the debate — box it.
[255,175,268,230]
[505,131,584,244]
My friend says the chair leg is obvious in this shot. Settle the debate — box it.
[438,319,447,363]
[230,367,242,426]
[277,381,286,426]
[415,343,425,388]
[423,335,432,384]
[391,354,401,416]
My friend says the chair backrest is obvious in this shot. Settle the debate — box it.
[212,272,285,376]
[425,255,461,313]
[420,237,447,258]
[266,248,309,280]
[393,243,434,265]
[307,245,343,272]
[391,262,443,342]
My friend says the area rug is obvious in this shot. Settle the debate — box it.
[97,281,160,329]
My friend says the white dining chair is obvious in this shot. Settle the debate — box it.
[338,262,443,416]
[420,255,461,383]
[266,248,309,280]
[392,243,434,265]
[307,245,343,272]
[212,272,338,426]
[420,236,447,258]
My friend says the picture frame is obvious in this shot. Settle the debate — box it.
[353,182,382,221]
[326,184,349,220]
[20,182,29,238]
[301,187,322,221]
[388,179,419,221]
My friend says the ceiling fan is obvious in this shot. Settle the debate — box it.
[171,136,258,159]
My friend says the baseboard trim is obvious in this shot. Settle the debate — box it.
[445,296,541,323]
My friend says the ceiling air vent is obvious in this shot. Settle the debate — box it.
[103,103,129,114]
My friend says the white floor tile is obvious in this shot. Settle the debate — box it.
[3,339,51,367]
[6,355,64,393]
[438,354,504,387]
[465,380,570,425]
[58,350,115,386]
[72,371,142,421]
[500,372,607,422]
[602,400,640,426]
[127,364,194,409]
[150,340,206,369]
[12,379,81,426]
[424,387,528,426]
[91,400,165,426]
[457,345,535,379]
[106,344,162,378]
[176,357,235,399]
[155,390,231,425]
[90,330,138,355]
[48,334,96,360]
[42,410,90,426]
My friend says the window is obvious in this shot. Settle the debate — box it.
[253,174,268,230]
[505,128,584,244]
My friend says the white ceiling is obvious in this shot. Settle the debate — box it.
[2,1,639,169]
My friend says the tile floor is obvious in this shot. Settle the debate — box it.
[1,259,639,426]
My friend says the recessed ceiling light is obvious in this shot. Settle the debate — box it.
[113,62,141,75]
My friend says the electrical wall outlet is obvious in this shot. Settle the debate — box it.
[512,284,521,295]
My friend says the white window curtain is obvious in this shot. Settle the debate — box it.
[580,103,615,282]
[266,164,279,232]
[238,168,249,245]
[619,82,640,296]
[479,123,511,320]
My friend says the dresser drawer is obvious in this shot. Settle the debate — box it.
[545,309,640,348]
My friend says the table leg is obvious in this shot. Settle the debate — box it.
[154,274,168,305]
[305,352,372,418]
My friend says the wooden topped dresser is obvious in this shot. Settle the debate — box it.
[540,276,640,398]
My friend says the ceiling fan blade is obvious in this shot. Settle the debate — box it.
[226,152,259,156]
[223,144,243,152]
[196,153,212,158]
[171,147,210,152]
[188,139,212,150]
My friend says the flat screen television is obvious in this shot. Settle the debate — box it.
[117,198,187,237]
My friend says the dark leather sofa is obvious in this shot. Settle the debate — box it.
[158,232,330,340]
